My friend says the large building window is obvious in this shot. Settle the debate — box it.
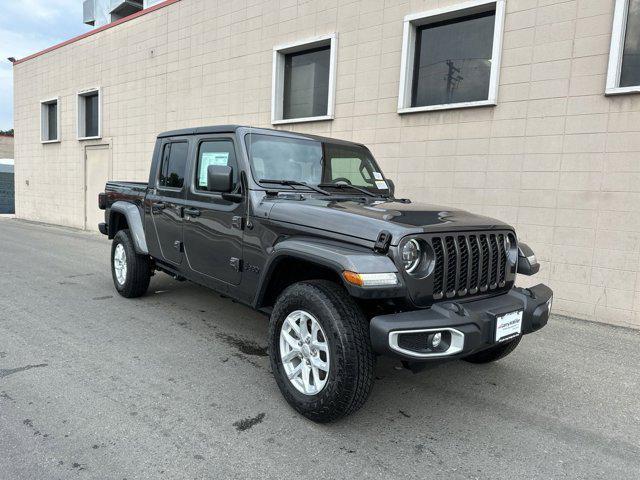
[607,0,640,95]
[398,0,505,113]
[40,98,60,143]
[271,34,337,124]
[77,88,101,140]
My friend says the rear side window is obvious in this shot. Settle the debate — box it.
[195,140,238,191]
[158,142,188,189]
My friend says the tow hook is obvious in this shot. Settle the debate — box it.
[401,361,431,374]
[440,302,468,317]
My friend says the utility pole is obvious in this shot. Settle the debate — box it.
[445,60,463,103]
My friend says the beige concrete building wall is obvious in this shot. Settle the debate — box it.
[0,135,13,158]
[12,0,640,329]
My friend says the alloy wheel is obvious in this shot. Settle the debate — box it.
[113,243,127,285]
[279,310,330,395]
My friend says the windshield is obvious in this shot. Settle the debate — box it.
[245,133,389,194]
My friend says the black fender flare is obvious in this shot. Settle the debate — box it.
[253,237,401,307]
[109,201,148,255]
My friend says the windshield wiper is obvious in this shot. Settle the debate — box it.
[319,182,377,197]
[259,179,330,196]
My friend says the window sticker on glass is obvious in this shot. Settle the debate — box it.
[375,180,388,190]
[373,172,383,180]
[199,152,230,187]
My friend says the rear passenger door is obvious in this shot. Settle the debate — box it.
[147,139,189,266]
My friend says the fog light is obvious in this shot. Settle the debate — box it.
[429,332,442,349]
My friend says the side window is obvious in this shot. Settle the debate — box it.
[195,140,238,191]
[158,142,188,189]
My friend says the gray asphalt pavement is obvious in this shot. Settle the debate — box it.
[1,218,639,480]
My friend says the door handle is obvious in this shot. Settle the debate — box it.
[152,201,166,212]
[184,207,201,218]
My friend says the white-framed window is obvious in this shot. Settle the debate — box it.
[40,97,60,143]
[397,0,505,114]
[271,34,337,125]
[606,0,640,95]
[77,87,101,140]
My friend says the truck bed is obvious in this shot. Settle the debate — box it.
[104,181,148,213]
[105,181,148,193]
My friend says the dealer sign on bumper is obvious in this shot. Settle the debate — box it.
[495,310,523,342]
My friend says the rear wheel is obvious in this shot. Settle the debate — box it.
[462,336,522,364]
[268,280,375,423]
[111,229,151,298]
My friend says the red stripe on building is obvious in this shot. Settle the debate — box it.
[13,0,182,66]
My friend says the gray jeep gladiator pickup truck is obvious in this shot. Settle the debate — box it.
[99,125,552,422]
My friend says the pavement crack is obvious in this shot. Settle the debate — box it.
[0,363,48,379]
[71,462,87,471]
[67,273,94,279]
[233,412,265,432]
[22,418,51,438]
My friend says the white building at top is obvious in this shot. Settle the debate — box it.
[83,0,166,27]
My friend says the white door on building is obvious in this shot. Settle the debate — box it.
[84,145,110,231]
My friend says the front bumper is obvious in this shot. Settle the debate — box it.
[370,284,552,361]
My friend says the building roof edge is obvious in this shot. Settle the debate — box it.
[13,0,181,66]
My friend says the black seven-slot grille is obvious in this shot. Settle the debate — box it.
[431,232,509,300]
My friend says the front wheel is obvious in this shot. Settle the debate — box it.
[268,280,375,423]
[462,336,522,364]
[111,229,151,298]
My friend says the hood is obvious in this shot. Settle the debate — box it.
[266,196,513,244]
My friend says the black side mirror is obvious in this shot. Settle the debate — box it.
[386,179,395,197]
[517,242,540,276]
[207,165,233,193]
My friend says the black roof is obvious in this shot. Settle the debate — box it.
[158,125,241,138]
[157,125,365,148]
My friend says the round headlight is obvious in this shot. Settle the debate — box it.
[402,239,421,273]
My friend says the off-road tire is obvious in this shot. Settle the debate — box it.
[111,229,151,298]
[268,280,375,423]
[462,336,522,364]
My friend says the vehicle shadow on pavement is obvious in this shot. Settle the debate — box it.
[161,277,640,471]
[142,273,545,424]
